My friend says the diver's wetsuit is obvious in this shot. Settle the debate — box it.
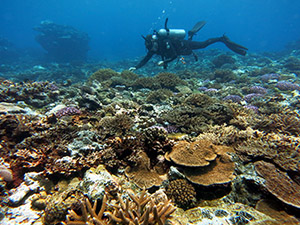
[134,19,247,70]
[136,36,241,69]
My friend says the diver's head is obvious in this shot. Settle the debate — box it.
[142,34,158,52]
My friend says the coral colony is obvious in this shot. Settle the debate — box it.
[1,27,300,225]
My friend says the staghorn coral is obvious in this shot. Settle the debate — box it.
[183,93,215,107]
[166,179,196,209]
[65,189,176,225]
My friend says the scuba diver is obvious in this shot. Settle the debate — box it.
[129,18,248,71]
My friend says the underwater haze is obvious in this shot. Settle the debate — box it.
[1,0,300,60]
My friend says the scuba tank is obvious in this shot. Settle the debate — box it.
[155,18,186,39]
[157,29,186,39]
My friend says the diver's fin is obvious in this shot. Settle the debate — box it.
[188,21,206,40]
[221,35,248,56]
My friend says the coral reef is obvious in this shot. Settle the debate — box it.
[65,189,176,225]
[166,140,235,186]
[212,54,236,68]
[34,20,90,61]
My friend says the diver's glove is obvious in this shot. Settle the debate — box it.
[221,35,248,56]
[157,61,165,66]
[129,67,136,72]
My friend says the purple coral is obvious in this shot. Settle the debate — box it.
[55,106,81,118]
[223,95,242,103]
[164,125,179,134]
[275,81,300,91]
[244,93,263,102]
[205,88,219,93]
[261,73,281,82]
[249,86,267,94]
[198,87,208,92]
[244,105,259,114]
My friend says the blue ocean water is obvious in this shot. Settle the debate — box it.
[1,0,300,61]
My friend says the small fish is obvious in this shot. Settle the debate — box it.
[179,57,186,64]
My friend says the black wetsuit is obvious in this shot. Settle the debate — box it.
[136,37,223,69]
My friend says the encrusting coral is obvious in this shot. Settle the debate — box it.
[65,189,176,225]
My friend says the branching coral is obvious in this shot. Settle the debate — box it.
[65,189,176,225]
[88,68,119,83]
[98,113,134,137]
[257,108,300,136]
[154,72,187,91]
[236,132,300,172]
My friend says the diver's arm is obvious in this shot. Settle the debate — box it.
[135,51,155,69]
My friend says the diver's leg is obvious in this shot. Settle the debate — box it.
[186,38,222,49]
[186,36,248,56]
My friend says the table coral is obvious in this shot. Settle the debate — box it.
[166,140,235,186]
[254,161,300,209]
[165,140,217,167]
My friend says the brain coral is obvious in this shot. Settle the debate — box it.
[166,179,196,209]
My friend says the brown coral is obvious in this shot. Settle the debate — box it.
[254,161,300,209]
[165,140,217,167]
[255,199,300,225]
[166,140,235,186]
[184,154,236,186]
[65,189,176,225]
[88,68,119,83]
[166,179,196,209]
[236,132,300,172]
[125,152,165,189]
